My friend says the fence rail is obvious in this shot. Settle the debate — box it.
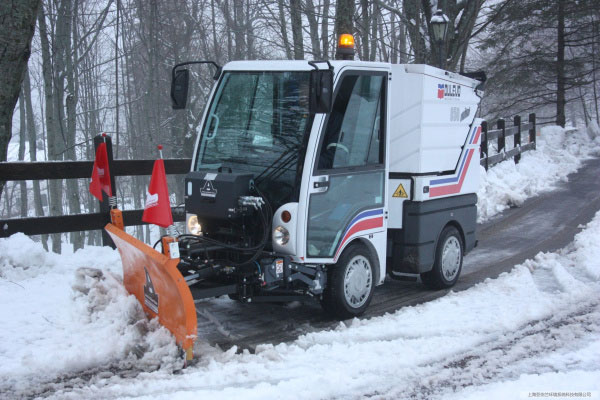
[0,159,191,181]
[480,113,536,170]
[1,114,537,242]
[0,135,191,243]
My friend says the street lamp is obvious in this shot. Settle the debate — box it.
[430,10,450,69]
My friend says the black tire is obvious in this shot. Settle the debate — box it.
[421,225,463,289]
[321,244,376,319]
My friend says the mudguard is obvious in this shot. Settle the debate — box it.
[105,224,197,359]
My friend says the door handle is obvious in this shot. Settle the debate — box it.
[312,176,330,193]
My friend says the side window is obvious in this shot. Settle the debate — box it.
[317,74,384,170]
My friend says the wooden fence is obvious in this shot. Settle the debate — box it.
[0,135,191,245]
[0,114,537,243]
[480,113,537,170]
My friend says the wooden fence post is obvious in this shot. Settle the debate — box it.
[497,119,506,160]
[93,134,117,248]
[514,115,522,164]
[529,113,536,149]
[481,120,489,171]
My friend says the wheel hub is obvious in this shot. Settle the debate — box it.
[343,255,372,308]
[441,236,461,281]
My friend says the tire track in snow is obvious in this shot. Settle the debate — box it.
[365,302,600,400]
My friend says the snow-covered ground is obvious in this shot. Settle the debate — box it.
[478,125,600,222]
[0,126,599,399]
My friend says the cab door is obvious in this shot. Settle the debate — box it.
[304,70,387,264]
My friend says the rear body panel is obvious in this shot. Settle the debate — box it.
[387,193,478,274]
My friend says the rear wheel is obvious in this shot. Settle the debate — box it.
[321,244,375,319]
[421,226,463,289]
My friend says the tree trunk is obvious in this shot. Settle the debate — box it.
[321,0,330,58]
[65,0,83,251]
[399,17,408,63]
[289,0,304,59]
[278,0,293,59]
[23,70,48,250]
[556,0,566,127]
[18,91,28,217]
[370,3,379,61]
[403,0,425,63]
[39,4,64,254]
[233,0,246,59]
[304,0,321,59]
[210,0,221,63]
[0,0,41,201]
[591,15,599,124]
[334,0,354,44]
[360,0,369,60]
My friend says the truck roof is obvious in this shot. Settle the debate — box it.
[223,60,391,71]
[222,60,481,87]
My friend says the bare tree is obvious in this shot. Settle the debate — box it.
[335,0,355,41]
[289,0,304,59]
[18,92,27,217]
[23,70,49,250]
[0,0,41,201]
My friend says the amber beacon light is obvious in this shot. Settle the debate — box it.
[336,33,355,60]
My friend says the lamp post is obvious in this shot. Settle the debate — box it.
[430,10,450,69]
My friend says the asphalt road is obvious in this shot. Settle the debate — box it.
[195,155,600,351]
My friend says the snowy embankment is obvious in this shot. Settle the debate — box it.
[0,125,598,398]
[0,241,180,395]
[478,124,600,222]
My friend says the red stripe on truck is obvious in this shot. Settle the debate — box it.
[429,149,475,197]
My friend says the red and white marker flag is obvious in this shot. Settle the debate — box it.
[89,138,113,201]
[142,145,173,228]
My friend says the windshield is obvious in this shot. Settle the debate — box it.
[195,71,311,206]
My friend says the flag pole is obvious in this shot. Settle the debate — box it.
[104,133,117,209]
[158,144,177,238]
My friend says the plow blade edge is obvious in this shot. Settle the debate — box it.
[105,223,197,358]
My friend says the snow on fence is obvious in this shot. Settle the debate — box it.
[0,114,537,245]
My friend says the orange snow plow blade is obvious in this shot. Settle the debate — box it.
[105,223,197,359]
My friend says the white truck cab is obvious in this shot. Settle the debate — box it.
[172,57,484,319]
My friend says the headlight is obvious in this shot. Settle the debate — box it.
[273,226,289,246]
[186,214,202,235]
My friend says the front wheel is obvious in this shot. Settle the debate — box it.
[321,244,376,319]
[421,226,463,289]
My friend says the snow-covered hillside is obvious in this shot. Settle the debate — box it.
[0,126,599,399]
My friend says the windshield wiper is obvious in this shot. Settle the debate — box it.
[254,148,298,185]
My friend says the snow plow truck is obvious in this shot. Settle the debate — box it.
[105,35,486,360]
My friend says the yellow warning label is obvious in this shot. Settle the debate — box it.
[392,183,408,198]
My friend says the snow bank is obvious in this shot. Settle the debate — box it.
[32,211,599,399]
[477,125,600,222]
[0,235,179,396]
[1,125,599,398]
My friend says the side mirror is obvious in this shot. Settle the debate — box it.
[171,69,189,109]
[310,69,333,114]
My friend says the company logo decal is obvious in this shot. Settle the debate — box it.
[200,180,217,198]
[437,83,461,99]
[437,84,445,99]
[143,267,159,313]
